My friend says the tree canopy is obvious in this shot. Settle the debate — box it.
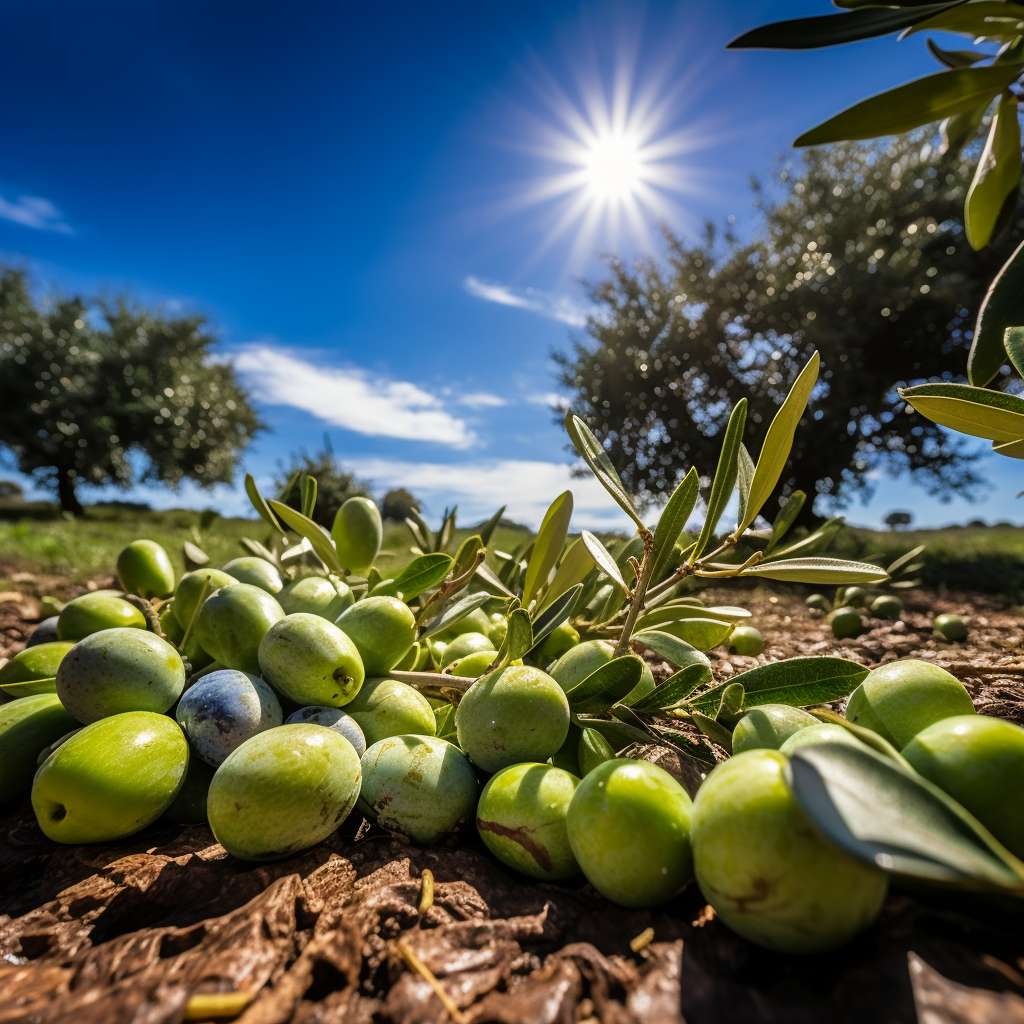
[0,269,261,514]
[556,134,1024,521]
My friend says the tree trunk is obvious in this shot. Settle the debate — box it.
[56,467,84,516]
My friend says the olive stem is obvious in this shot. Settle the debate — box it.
[388,670,475,698]
[614,530,656,658]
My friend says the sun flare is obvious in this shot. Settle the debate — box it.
[581,130,646,202]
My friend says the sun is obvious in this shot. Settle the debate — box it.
[581,131,647,202]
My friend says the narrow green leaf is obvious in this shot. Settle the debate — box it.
[629,659,713,712]
[372,553,452,600]
[527,584,583,656]
[717,682,745,721]
[497,608,533,666]
[691,711,733,751]
[965,92,1022,250]
[927,37,986,68]
[637,603,749,631]
[886,544,928,577]
[970,239,1024,385]
[904,2,1024,40]
[565,655,645,707]
[687,656,868,716]
[581,530,628,592]
[741,556,888,585]
[795,64,1024,146]
[300,474,318,520]
[767,490,806,551]
[267,499,343,574]
[245,473,283,533]
[420,592,492,639]
[639,618,734,652]
[433,702,456,739]
[182,541,209,568]
[573,714,651,754]
[538,537,595,613]
[735,443,755,528]
[900,382,1024,442]
[728,2,962,50]
[766,517,845,561]
[940,101,990,157]
[741,352,820,533]
[650,467,700,582]
[564,411,645,530]
[693,399,747,559]
[476,505,506,546]
[1005,327,1024,380]
[239,537,277,562]
[523,491,574,607]
[475,562,517,598]
[789,743,1024,890]
[437,507,457,552]
[632,629,703,666]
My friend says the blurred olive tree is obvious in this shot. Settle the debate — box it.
[0,269,261,515]
[274,435,371,527]
[557,135,1024,522]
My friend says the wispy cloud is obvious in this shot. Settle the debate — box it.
[345,456,642,530]
[458,391,507,409]
[526,391,570,410]
[464,275,589,327]
[233,344,475,448]
[0,195,73,234]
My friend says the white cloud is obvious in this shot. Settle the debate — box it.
[526,391,570,410]
[344,456,643,531]
[0,195,73,234]
[458,391,507,409]
[464,275,589,327]
[233,344,475,448]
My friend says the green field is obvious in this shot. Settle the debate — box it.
[1,501,1023,598]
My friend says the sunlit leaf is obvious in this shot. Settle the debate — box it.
[245,473,283,533]
[735,442,755,527]
[527,584,583,656]
[940,101,990,157]
[538,536,595,613]
[581,530,628,593]
[900,382,1024,441]
[741,352,820,532]
[767,490,806,551]
[691,711,733,750]
[497,607,533,666]
[639,618,734,652]
[728,2,961,49]
[965,92,1022,250]
[637,603,749,631]
[717,681,745,721]
[564,411,645,530]
[687,655,868,715]
[420,591,493,639]
[239,537,276,562]
[886,544,927,577]
[565,655,645,707]
[475,562,517,598]
[693,399,747,559]
[741,556,888,585]
[629,658,713,712]
[632,629,703,665]
[372,553,452,600]
[789,742,1024,891]
[766,516,844,561]
[970,239,1024,386]
[650,466,699,582]
[182,541,209,568]
[927,36,986,68]
[904,1,1024,40]
[523,491,573,607]
[268,499,343,574]
[300,474,318,520]
[476,505,506,546]
[795,64,1024,146]
[993,437,1024,459]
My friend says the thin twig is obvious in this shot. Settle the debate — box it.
[630,927,655,953]
[395,940,468,1024]
[183,991,252,1021]
[418,868,435,913]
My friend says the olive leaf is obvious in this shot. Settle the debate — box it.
[632,629,704,666]
[280,538,312,564]
[767,490,806,551]
[245,473,283,533]
[538,537,595,613]
[789,742,1024,891]
[927,37,987,69]
[740,352,820,533]
[904,2,1024,40]
[735,442,755,527]
[637,603,749,631]
[965,92,1022,251]
[629,658,713,712]
[639,617,734,652]
[372,553,452,600]
[581,530,628,593]
[268,499,343,574]
[496,607,533,666]
[764,516,845,561]
[437,506,457,552]
[693,399,747,559]
[475,562,517,598]
[573,714,651,753]
[741,556,888,585]
[649,466,699,582]
[940,101,990,157]
[526,584,583,656]
[476,505,506,546]
[809,707,911,767]
[239,537,277,563]
[182,541,209,569]
[969,239,1024,386]
[716,681,745,721]
[886,544,927,577]
[1005,326,1024,380]
[728,2,962,50]
[564,411,645,531]
[686,656,868,716]
[299,474,318,520]
[433,702,456,739]
[564,655,645,707]
[691,711,733,751]
[900,382,1024,442]
[523,491,574,607]
[419,591,492,639]
[795,63,1024,146]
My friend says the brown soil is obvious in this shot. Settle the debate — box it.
[2,578,1024,1023]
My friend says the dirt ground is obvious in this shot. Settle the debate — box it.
[2,575,1024,1023]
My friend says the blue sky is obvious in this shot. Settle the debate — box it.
[2,0,1020,530]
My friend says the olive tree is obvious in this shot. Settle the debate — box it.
[0,269,261,515]
[274,435,371,527]
[556,135,1024,520]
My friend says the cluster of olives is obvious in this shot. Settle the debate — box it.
[806,587,969,643]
